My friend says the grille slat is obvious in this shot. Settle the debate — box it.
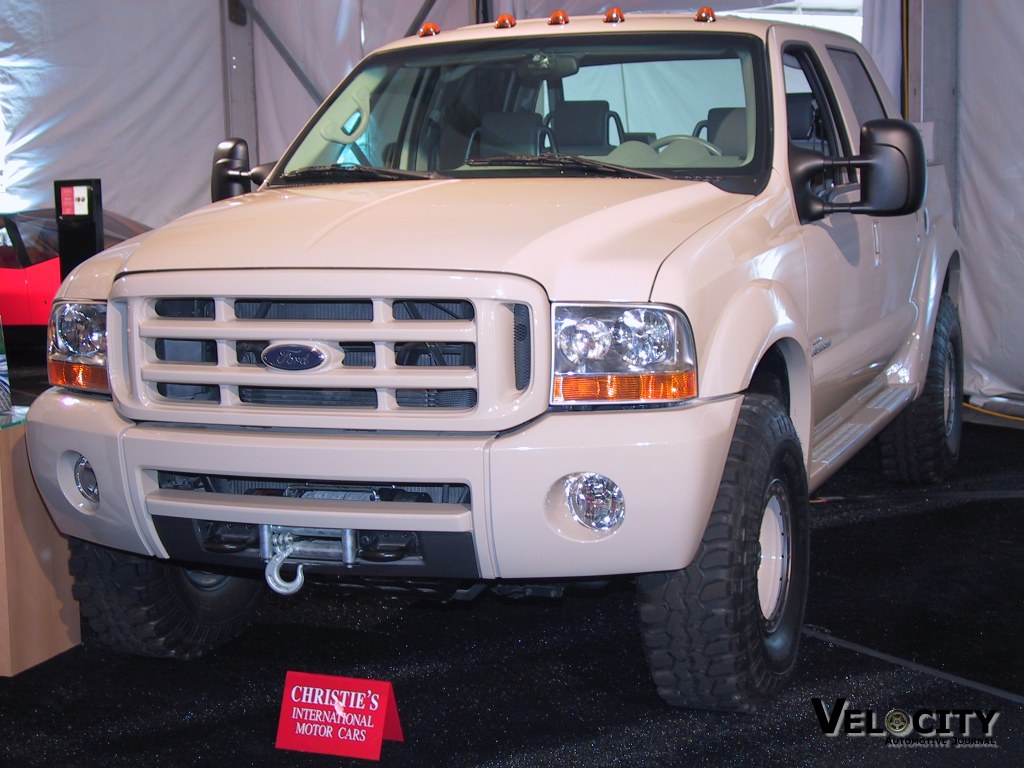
[141,363,477,389]
[138,318,476,342]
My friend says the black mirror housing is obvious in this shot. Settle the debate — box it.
[789,119,926,223]
[856,119,927,216]
[211,138,251,202]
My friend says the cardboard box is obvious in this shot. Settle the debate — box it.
[0,420,81,676]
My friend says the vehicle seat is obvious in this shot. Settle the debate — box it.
[787,92,822,149]
[467,112,551,159]
[703,107,747,157]
[547,100,624,156]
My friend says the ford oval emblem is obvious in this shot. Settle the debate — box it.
[261,343,326,372]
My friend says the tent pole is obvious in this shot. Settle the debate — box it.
[239,0,324,104]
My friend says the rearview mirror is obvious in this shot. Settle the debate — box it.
[790,119,926,223]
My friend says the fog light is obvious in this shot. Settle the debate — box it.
[565,473,624,531]
[73,455,99,504]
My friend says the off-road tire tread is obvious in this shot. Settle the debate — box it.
[69,538,262,659]
[637,394,808,712]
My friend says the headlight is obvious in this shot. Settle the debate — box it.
[47,301,110,394]
[551,304,697,405]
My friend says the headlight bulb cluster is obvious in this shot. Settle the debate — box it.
[557,317,613,364]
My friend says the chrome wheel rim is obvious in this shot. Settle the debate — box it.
[758,479,790,625]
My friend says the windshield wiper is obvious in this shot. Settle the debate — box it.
[466,153,670,180]
[276,165,440,185]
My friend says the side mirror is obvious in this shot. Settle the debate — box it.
[790,119,926,223]
[856,119,927,215]
[211,138,251,202]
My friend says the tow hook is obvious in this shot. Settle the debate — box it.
[263,536,305,595]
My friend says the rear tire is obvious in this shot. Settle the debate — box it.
[69,538,262,659]
[637,394,809,712]
[879,294,963,484]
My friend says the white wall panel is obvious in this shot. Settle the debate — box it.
[959,0,1024,397]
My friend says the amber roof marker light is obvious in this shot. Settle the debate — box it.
[604,7,626,23]
[495,13,517,28]
[694,7,718,23]
[549,9,570,25]
[417,21,441,37]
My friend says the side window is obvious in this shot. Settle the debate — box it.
[827,47,887,128]
[783,46,851,189]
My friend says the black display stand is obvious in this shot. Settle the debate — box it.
[53,179,104,279]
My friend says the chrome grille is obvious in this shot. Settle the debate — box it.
[109,270,548,431]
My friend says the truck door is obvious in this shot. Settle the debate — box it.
[825,45,922,341]
[782,45,895,424]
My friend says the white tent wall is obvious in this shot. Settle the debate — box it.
[0,1,222,227]
[958,0,1024,399]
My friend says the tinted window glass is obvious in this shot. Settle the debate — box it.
[278,33,768,186]
[828,47,888,127]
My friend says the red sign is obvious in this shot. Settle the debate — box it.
[276,671,403,761]
[58,185,89,216]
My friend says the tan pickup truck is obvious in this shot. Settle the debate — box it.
[27,9,963,712]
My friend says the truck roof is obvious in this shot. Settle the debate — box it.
[374,10,862,54]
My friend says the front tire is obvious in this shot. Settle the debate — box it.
[69,538,263,659]
[637,394,809,712]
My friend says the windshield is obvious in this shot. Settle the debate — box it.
[275,32,768,192]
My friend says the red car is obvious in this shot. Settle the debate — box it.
[1,209,149,329]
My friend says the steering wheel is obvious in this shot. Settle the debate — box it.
[651,134,722,156]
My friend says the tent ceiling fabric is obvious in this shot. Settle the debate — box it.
[0,0,221,226]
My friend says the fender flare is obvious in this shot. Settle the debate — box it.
[698,280,813,457]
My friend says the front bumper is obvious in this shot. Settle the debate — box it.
[26,389,740,579]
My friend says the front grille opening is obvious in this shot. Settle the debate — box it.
[155,298,214,319]
[396,389,477,409]
[156,338,217,363]
[157,383,219,401]
[238,387,378,408]
[340,342,375,367]
[393,299,474,321]
[236,340,267,366]
[234,299,373,321]
[157,471,471,506]
[512,303,531,391]
[394,342,475,367]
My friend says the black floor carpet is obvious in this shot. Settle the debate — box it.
[2,349,1021,766]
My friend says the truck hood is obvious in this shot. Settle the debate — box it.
[121,178,745,301]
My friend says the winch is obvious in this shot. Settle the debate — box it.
[259,524,415,595]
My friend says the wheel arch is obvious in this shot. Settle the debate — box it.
[888,211,963,394]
